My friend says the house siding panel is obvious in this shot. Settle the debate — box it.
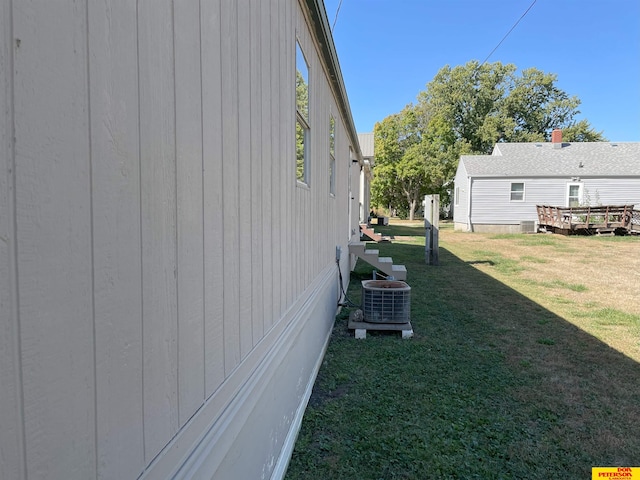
[250,0,265,346]
[270,0,283,322]
[581,178,640,207]
[469,177,640,228]
[2,1,358,478]
[12,2,96,479]
[0,1,25,479]
[138,0,180,461]
[175,0,206,428]
[260,0,274,334]
[88,1,145,478]
[201,0,226,400]
[452,161,469,229]
[221,0,241,377]
[470,178,565,224]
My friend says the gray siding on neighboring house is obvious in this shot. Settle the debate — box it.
[458,176,640,232]
[468,178,568,225]
[454,142,640,232]
[453,162,469,230]
[580,178,640,206]
[0,1,361,479]
[452,156,485,230]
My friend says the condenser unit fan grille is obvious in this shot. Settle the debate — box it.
[361,280,411,324]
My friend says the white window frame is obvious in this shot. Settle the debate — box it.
[454,186,460,206]
[566,183,583,207]
[296,40,310,186]
[510,182,525,202]
[329,114,336,196]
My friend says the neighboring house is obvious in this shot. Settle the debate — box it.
[453,130,640,233]
[1,2,363,479]
[358,132,375,223]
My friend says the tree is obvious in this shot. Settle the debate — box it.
[419,61,515,154]
[372,107,422,219]
[372,61,605,218]
[419,61,606,153]
[372,106,466,220]
[561,119,606,142]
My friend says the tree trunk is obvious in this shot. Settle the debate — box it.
[408,199,417,221]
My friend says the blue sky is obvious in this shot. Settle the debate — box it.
[322,0,640,141]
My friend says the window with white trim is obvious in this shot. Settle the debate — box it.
[510,182,525,201]
[567,183,582,207]
[455,187,460,206]
[329,115,336,195]
[296,41,310,185]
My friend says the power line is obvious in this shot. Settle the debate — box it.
[479,0,537,68]
[331,0,344,31]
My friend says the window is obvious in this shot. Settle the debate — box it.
[454,187,460,206]
[296,41,309,185]
[567,183,582,207]
[329,115,335,195]
[510,182,524,201]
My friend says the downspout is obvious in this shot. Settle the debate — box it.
[466,177,473,232]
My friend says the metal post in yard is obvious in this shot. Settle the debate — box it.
[425,194,439,265]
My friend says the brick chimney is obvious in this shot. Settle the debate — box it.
[552,129,562,149]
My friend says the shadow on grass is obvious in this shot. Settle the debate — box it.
[368,223,427,238]
[286,241,640,480]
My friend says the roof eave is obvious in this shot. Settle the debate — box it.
[301,0,363,162]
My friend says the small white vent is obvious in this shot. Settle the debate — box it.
[361,280,411,324]
[520,220,536,234]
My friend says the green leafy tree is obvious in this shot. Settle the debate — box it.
[420,61,515,154]
[372,61,605,218]
[372,107,423,220]
[562,119,606,142]
[420,61,606,153]
[372,106,465,220]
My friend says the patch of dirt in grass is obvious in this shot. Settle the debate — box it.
[307,382,352,409]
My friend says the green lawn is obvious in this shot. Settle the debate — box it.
[285,222,640,479]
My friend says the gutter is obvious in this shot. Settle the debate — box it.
[301,0,364,164]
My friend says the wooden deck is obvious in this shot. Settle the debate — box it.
[536,205,638,235]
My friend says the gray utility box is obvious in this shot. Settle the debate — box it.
[361,280,411,324]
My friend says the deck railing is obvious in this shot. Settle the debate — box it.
[536,205,636,233]
[631,209,640,233]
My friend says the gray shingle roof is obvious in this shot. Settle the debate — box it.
[460,142,640,177]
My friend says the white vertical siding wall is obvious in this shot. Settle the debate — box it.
[174,0,206,429]
[1,1,25,479]
[89,2,145,477]
[452,162,469,230]
[13,4,96,480]
[0,0,356,478]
